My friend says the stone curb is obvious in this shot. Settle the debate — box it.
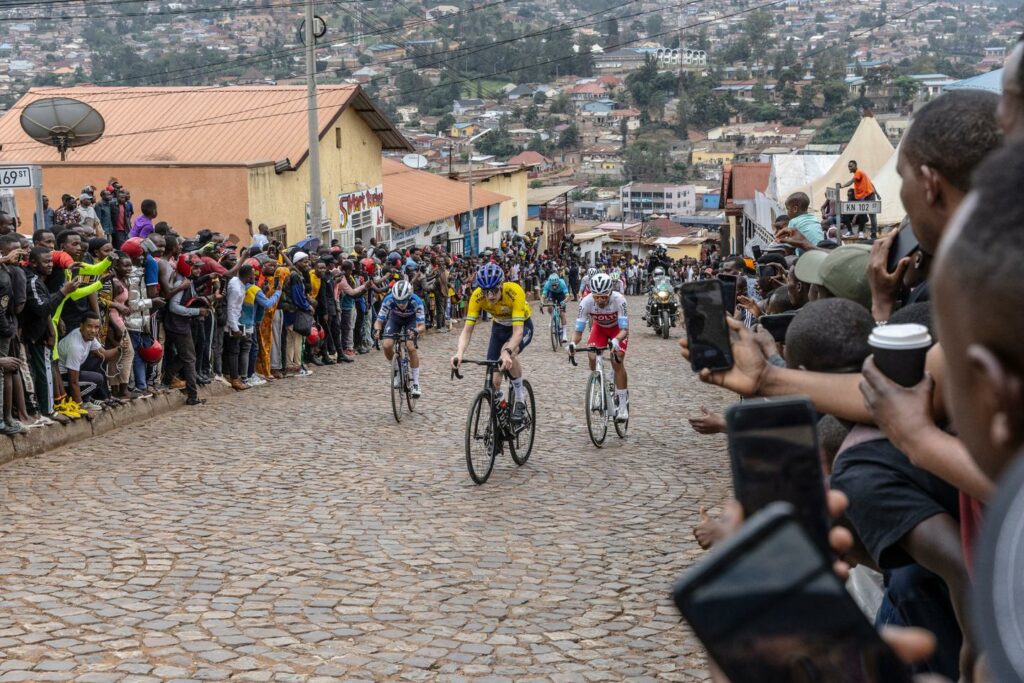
[0,381,234,468]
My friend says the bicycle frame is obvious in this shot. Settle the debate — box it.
[570,343,618,419]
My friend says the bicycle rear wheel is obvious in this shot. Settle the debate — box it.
[390,355,404,423]
[612,381,629,438]
[585,372,607,447]
[466,391,498,484]
[509,380,535,465]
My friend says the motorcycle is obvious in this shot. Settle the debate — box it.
[643,277,679,339]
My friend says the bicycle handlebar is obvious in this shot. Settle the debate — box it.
[567,341,621,365]
[450,358,506,381]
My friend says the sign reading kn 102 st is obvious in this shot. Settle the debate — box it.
[841,200,882,215]
[0,166,34,189]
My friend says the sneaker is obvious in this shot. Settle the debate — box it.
[512,400,526,423]
[54,398,80,419]
[0,421,25,435]
[82,401,104,412]
[411,383,421,398]
[298,367,312,377]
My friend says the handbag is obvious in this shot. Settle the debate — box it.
[293,309,314,336]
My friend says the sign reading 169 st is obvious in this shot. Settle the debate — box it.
[0,166,35,189]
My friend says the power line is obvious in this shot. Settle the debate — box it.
[26,0,514,94]
[0,0,788,151]
[0,0,313,21]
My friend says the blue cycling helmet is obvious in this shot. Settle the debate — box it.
[547,273,560,282]
[387,251,401,264]
[475,262,505,289]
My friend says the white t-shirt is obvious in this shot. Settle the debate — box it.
[251,233,269,249]
[57,328,102,373]
[576,291,629,330]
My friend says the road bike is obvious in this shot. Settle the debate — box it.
[542,299,566,351]
[569,342,628,447]
[376,329,418,423]
[451,359,536,484]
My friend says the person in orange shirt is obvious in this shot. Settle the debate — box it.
[841,160,880,238]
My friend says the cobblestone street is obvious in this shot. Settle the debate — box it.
[0,297,734,682]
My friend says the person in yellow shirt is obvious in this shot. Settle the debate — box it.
[451,263,533,423]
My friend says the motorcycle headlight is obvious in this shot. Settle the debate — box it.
[657,290,670,301]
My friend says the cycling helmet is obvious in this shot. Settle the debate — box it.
[475,262,505,290]
[590,273,614,295]
[392,280,413,302]
[587,267,597,277]
[611,268,621,280]
[653,267,665,277]
[547,273,560,283]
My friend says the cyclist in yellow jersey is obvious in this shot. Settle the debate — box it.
[452,263,534,423]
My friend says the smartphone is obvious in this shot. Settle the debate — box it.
[758,312,797,343]
[681,280,734,372]
[756,264,775,278]
[751,245,763,259]
[887,221,919,273]
[672,502,912,683]
[717,273,738,315]
[725,397,830,554]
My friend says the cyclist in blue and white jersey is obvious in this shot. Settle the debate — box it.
[541,272,570,344]
[373,280,427,397]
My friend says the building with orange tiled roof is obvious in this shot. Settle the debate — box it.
[0,85,412,245]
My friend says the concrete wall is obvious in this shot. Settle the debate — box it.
[12,164,249,237]
[475,167,528,237]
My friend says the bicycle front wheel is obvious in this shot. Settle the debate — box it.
[585,372,608,447]
[405,362,417,413]
[550,315,559,351]
[509,380,536,465]
[466,391,498,484]
[390,355,404,423]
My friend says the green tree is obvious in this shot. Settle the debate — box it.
[524,104,540,128]
[813,108,862,144]
[558,124,580,150]
[743,9,775,62]
[623,140,672,181]
[821,80,849,113]
[549,91,573,114]
[646,14,663,37]
[436,113,456,135]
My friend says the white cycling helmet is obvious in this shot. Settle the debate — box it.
[587,267,597,277]
[590,273,614,295]
[392,280,413,302]
[653,267,665,277]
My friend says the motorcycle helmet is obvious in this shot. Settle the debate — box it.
[590,273,614,296]
[392,280,413,302]
[653,267,665,277]
[307,326,323,346]
[137,339,164,364]
[474,262,505,290]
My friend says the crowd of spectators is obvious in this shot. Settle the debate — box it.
[679,64,1024,682]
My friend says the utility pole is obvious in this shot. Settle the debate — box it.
[304,0,322,241]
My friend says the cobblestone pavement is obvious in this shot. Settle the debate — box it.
[0,297,735,682]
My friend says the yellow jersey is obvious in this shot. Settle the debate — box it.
[465,282,531,326]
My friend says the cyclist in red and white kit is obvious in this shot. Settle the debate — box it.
[568,273,630,421]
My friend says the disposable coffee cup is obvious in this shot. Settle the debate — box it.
[869,323,932,387]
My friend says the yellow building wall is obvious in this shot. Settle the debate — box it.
[691,151,735,165]
[12,164,249,238]
[476,168,529,236]
[247,106,384,245]
[665,244,704,260]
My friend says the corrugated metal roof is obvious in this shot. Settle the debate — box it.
[382,158,510,228]
[0,85,411,165]
[526,184,577,205]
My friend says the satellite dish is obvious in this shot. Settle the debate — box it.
[20,97,105,161]
[402,154,428,169]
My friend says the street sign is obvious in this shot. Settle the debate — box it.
[841,200,881,214]
[0,165,35,189]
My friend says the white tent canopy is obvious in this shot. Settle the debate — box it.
[766,154,839,203]
[797,116,895,211]
[872,140,905,226]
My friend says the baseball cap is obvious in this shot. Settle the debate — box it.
[78,193,92,202]
[293,251,309,263]
[795,245,872,310]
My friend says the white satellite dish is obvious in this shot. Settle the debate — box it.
[402,153,428,169]
[20,97,105,161]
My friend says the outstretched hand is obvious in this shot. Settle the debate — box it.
[678,317,769,397]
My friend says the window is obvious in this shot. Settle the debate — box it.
[349,209,373,232]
